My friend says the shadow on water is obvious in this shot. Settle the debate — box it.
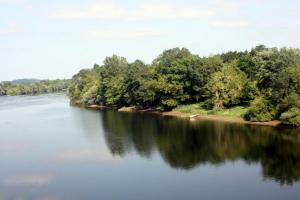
[98,109,300,186]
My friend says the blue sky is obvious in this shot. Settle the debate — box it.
[0,0,300,81]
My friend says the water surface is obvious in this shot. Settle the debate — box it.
[0,94,300,200]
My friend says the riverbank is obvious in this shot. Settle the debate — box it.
[117,106,282,127]
[78,103,298,128]
[162,111,281,127]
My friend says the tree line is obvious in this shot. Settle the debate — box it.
[68,45,300,125]
[0,79,70,96]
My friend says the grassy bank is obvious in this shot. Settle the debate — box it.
[93,103,282,127]
[173,103,249,118]
[169,103,282,127]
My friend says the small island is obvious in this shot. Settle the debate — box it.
[68,45,300,127]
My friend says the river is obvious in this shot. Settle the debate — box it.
[0,94,300,200]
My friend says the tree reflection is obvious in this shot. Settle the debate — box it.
[100,110,300,185]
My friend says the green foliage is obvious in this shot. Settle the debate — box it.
[220,50,248,63]
[68,69,99,105]
[174,103,248,117]
[244,97,276,122]
[152,75,184,110]
[174,103,209,114]
[241,81,259,103]
[253,48,300,102]
[207,63,248,110]
[197,55,223,99]
[105,75,126,106]
[68,45,300,125]
[236,54,257,79]
[279,93,300,125]
[99,55,128,105]
[133,77,157,108]
[123,60,151,106]
[81,85,99,105]
[280,108,300,126]
[212,106,249,118]
[279,93,300,113]
[287,65,300,93]
[0,79,70,96]
[153,48,198,103]
[0,85,6,95]
[153,48,222,103]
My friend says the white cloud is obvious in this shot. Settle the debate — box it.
[84,30,161,39]
[49,1,214,20]
[3,173,54,186]
[0,23,23,35]
[210,20,249,28]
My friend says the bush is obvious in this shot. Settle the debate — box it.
[279,93,300,113]
[279,93,300,126]
[280,107,300,126]
[241,81,259,104]
[161,99,179,111]
[207,63,247,110]
[0,86,6,96]
[244,97,276,122]
[81,85,99,105]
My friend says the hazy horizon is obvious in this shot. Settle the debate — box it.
[1,0,300,81]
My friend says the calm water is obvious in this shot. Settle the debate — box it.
[0,94,300,200]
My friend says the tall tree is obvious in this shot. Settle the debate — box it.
[99,55,128,105]
[207,63,248,110]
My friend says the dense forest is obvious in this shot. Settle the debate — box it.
[68,45,300,125]
[0,79,70,96]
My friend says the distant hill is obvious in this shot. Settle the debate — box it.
[1,79,41,85]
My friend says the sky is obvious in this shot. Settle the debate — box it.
[0,0,300,81]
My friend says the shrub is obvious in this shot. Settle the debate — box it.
[244,97,276,122]
[81,85,99,105]
[241,81,259,104]
[279,93,300,126]
[280,107,300,126]
[161,99,179,111]
[207,63,247,110]
[279,93,300,113]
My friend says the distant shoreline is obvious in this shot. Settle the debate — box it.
[0,91,67,97]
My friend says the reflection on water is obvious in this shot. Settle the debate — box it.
[100,110,300,185]
[55,148,120,163]
[3,173,54,186]
[1,94,300,200]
